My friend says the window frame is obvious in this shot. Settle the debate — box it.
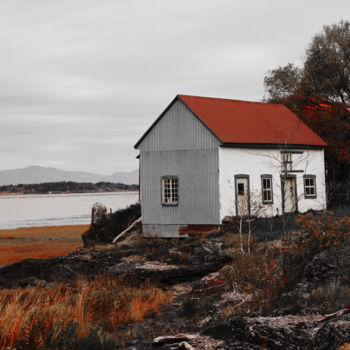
[261,174,274,204]
[161,176,179,206]
[303,174,317,199]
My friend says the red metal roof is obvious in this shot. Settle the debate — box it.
[178,95,327,147]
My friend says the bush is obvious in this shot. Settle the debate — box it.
[281,211,350,288]
[82,202,141,246]
[220,245,284,315]
[220,211,350,315]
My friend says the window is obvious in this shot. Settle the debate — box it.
[304,175,316,198]
[281,152,292,172]
[161,176,178,205]
[237,183,245,195]
[261,175,273,204]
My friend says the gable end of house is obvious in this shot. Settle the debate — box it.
[134,95,223,149]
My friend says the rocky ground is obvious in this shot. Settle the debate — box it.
[0,229,350,349]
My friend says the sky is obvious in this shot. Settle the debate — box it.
[0,0,349,175]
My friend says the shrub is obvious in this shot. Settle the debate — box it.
[220,243,284,315]
[281,211,350,288]
[220,211,350,315]
[82,202,141,246]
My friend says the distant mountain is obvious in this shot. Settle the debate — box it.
[0,166,138,186]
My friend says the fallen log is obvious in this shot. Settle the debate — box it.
[153,334,198,345]
[112,216,142,243]
[319,307,350,323]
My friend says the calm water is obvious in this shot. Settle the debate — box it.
[0,192,138,229]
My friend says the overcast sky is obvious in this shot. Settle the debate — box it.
[0,0,349,174]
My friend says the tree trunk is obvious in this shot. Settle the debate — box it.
[347,166,350,201]
[239,216,244,253]
[281,175,287,238]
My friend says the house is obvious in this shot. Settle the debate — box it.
[135,95,327,237]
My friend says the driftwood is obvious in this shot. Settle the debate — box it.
[319,307,350,323]
[153,334,198,345]
[178,341,195,350]
[112,217,142,243]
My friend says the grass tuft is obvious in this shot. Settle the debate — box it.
[0,276,171,349]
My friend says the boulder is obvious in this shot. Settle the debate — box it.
[280,242,350,310]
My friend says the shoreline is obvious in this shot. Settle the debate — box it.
[0,190,138,197]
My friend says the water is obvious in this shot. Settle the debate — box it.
[0,192,139,229]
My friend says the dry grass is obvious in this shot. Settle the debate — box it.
[0,276,172,349]
[0,225,88,266]
[0,224,89,239]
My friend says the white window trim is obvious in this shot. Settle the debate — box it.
[161,176,179,206]
[261,174,273,204]
[304,175,317,199]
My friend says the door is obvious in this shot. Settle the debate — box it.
[235,176,249,216]
[283,177,296,212]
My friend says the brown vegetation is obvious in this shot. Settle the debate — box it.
[220,211,350,315]
[0,225,88,266]
[0,276,171,349]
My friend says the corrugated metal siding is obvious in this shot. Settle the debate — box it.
[138,100,220,225]
[140,149,220,224]
[139,100,219,152]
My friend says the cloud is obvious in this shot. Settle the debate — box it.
[0,0,349,173]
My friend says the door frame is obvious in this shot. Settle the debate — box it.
[280,174,298,213]
[234,174,250,217]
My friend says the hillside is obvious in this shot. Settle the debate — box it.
[0,166,138,186]
[0,181,138,194]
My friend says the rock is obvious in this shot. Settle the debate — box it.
[68,247,90,256]
[311,315,350,350]
[204,315,303,349]
[280,242,350,310]
[202,311,350,350]
[191,272,225,296]
[0,256,102,288]
[0,247,229,288]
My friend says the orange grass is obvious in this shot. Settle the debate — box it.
[0,225,88,266]
[0,276,172,349]
[0,224,89,239]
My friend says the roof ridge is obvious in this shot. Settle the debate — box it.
[178,94,283,107]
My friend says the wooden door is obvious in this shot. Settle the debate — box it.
[284,177,296,212]
[235,177,249,216]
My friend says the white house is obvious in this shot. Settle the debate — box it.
[135,95,327,237]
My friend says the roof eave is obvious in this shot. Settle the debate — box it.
[220,142,327,149]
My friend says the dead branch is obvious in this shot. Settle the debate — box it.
[112,216,142,243]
